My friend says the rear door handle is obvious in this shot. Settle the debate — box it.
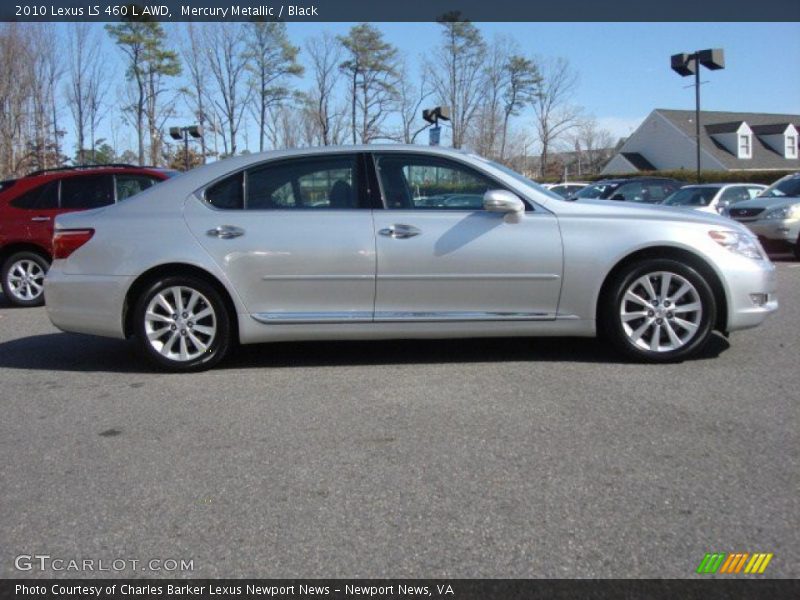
[379,224,421,239]
[31,216,51,222]
[207,225,245,239]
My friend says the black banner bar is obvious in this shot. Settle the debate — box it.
[3,0,800,22]
[2,580,800,600]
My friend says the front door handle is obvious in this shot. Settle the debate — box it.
[207,225,245,239]
[31,216,51,222]
[379,224,421,239]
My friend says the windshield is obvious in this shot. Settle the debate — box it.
[575,182,619,199]
[663,187,719,207]
[759,175,800,198]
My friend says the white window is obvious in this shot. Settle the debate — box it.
[738,134,752,159]
[786,135,798,159]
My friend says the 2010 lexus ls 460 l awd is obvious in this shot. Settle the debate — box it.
[44,146,778,371]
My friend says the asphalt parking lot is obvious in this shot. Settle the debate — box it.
[1,258,797,579]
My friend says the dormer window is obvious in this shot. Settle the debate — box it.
[786,133,798,159]
[738,133,752,159]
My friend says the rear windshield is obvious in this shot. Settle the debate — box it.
[575,182,619,199]
[663,187,719,207]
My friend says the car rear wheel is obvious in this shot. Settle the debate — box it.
[794,236,800,260]
[1,251,49,307]
[134,276,231,372]
[602,259,716,362]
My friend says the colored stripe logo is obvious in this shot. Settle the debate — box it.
[697,552,773,574]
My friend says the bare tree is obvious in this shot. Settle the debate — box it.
[66,24,108,164]
[428,15,486,149]
[205,24,251,156]
[29,24,63,170]
[246,22,303,152]
[532,57,581,177]
[180,23,210,162]
[470,37,511,157]
[305,32,343,146]
[572,117,615,175]
[338,23,399,144]
[393,58,432,144]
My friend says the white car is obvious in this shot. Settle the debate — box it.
[661,183,766,214]
[44,146,777,371]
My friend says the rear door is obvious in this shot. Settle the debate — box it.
[184,153,377,321]
[6,180,61,252]
[370,152,563,321]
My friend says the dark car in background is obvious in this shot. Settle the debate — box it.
[569,177,685,204]
[0,164,175,306]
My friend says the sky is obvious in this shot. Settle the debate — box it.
[56,21,800,157]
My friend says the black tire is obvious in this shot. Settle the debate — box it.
[1,251,50,307]
[794,236,800,261]
[133,275,231,372]
[601,258,716,362]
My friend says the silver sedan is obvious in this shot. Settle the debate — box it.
[44,146,778,371]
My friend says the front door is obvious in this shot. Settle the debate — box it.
[184,153,377,322]
[370,153,563,322]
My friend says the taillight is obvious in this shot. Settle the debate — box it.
[53,229,94,259]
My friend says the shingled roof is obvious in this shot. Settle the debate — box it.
[655,109,800,170]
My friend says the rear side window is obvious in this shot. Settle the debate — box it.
[205,155,361,210]
[116,174,159,201]
[206,172,244,210]
[60,175,114,209]
[246,155,359,210]
[10,181,59,210]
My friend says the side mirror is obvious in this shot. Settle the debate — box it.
[483,189,525,214]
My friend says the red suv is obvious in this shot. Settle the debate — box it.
[0,164,175,306]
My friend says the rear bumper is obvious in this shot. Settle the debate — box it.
[44,266,129,339]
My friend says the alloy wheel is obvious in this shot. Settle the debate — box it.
[619,271,703,352]
[6,258,46,303]
[143,285,217,362]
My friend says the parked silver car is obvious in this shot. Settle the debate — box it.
[726,172,800,259]
[661,183,766,214]
[45,146,777,371]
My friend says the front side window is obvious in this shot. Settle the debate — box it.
[10,180,59,210]
[60,175,114,210]
[375,154,500,210]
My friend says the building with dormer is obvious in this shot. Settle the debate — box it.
[602,109,800,174]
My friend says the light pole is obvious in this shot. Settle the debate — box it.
[422,106,451,146]
[670,49,725,183]
[169,125,203,171]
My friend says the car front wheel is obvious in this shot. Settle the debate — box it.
[134,276,231,371]
[1,251,49,307]
[602,259,716,362]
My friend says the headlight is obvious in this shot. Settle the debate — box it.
[764,204,800,220]
[708,230,765,260]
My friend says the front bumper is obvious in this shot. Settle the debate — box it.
[723,256,778,331]
[44,266,130,339]
[736,218,800,244]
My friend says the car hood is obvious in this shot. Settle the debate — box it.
[727,196,800,210]
[563,198,755,234]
